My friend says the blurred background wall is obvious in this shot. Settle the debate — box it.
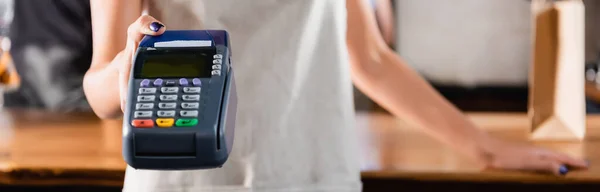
[395,0,531,87]
[395,0,600,86]
[356,0,600,113]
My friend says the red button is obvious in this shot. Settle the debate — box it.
[132,119,154,128]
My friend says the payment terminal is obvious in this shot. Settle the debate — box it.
[122,30,237,170]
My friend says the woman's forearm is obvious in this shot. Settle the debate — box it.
[350,48,494,162]
[85,0,140,119]
[83,61,122,119]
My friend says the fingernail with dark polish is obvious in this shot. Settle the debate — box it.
[559,165,569,176]
[149,22,164,32]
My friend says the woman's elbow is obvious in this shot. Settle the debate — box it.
[348,43,391,80]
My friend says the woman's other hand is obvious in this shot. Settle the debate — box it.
[481,138,590,176]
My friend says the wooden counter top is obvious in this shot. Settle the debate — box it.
[1,109,600,187]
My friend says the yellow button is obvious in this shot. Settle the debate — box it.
[156,118,175,128]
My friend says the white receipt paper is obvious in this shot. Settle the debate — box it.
[154,40,212,47]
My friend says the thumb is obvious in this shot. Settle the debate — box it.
[125,15,166,52]
[117,51,130,113]
[119,15,166,112]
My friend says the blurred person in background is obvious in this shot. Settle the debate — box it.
[82,0,588,192]
[2,0,92,111]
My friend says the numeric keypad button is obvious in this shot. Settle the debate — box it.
[181,102,200,109]
[160,95,178,101]
[139,88,157,94]
[183,87,201,93]
[180,110,199,117]
[134,111,153,118]
[132,119,153,128]
[158,103,177,109]
[182,95,200,101]
[161,87,179,94]
[157,110,176,117]
[135,103,154,110]
[137,95,155,102]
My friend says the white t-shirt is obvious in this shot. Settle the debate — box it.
[123,0,362,192]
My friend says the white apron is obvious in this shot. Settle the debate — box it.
[123,0,362,191]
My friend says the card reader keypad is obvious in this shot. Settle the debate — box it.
[159,103,177,109]
[132,78,203,128]
[161,87,178,93]
[160,95,178,101]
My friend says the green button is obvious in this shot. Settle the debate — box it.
[175,119,198,127]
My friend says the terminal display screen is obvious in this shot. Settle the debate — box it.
[139,51,213,78]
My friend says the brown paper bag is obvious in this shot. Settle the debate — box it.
[529,0,586,140]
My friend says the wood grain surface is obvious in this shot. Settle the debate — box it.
[1,109,600,187]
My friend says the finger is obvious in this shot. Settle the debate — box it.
[526,158,567,176]
[119,47,134,112]
[119,15,166,112]
[549,153,589,169]
[123,15,165,75]
[125,15,166,52]
[536,149,589,169]
[120,69,127,112]
[114,51,129,112]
